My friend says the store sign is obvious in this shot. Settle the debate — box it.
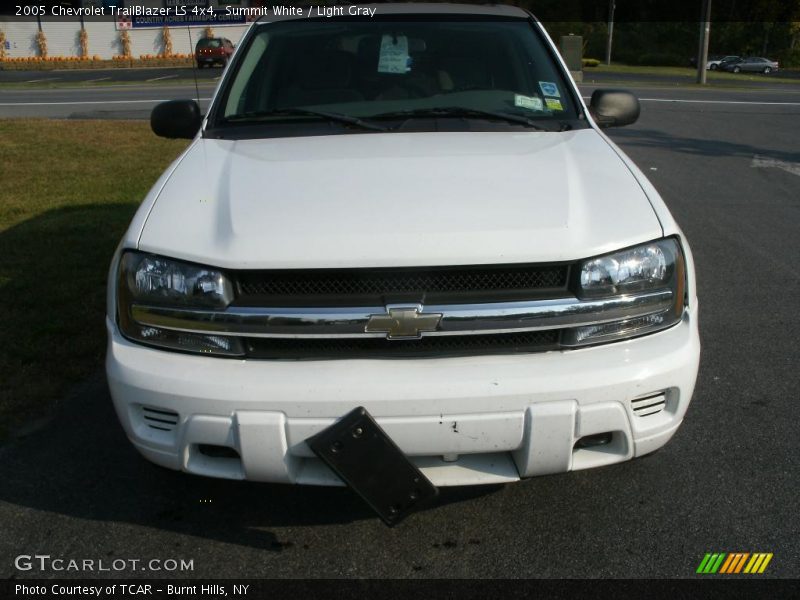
[165,0,208,7]
[116,1,248,27]
[129,14,247,27]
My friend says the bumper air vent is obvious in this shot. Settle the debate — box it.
[631,393,667,417]
[141,406,179,432]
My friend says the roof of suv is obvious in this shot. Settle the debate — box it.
[257,3,531,23]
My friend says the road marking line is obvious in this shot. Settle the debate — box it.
[146,74,179,82]
[4,96,797,108]
[752,154,800,176]
[0,98,211,106]
[24,77,61,83]
[580,85,800,95]
[581,96,800,106]
[20,83,217,92]
[85,77,111,82]
[640,98,800,105]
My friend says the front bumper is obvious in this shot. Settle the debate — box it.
[106,305,699,486]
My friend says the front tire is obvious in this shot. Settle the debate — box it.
[709,64,718,70]
[733,66,741,73]
[763,67,771,74]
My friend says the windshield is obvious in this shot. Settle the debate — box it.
[211,16,582,135]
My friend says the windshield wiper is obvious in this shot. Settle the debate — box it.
[223,108,388,132]
[371,107,553,131]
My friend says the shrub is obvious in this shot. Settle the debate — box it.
[2,54,192,70]
[79,28,89,58]
[162,26,173,57]
[120,30,131,57]
[582,58,601,67]
[633,52,685,67]
[775,46,800,69]
[35,30,48,58]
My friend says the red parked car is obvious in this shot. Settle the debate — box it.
[195,37,235,68]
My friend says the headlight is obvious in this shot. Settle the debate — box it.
[563,238,686,346]
[117,251,243,356]
[125,253,234,308]
[578,239,676,298]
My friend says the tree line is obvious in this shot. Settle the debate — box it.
[543,21,800,67]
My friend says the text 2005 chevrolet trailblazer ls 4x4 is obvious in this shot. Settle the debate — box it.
[106,4,700,522]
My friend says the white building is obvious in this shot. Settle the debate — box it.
[0,1,262,60]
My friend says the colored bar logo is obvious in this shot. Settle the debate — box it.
[696,552,773,574]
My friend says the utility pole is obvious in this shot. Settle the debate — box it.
[696,0,712,84]
[605,0,615,66]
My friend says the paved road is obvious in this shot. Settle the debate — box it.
[2,68,799,119]
[1,85,799,579]
[1,65,797,86]
[0,66,222,84]
[583,68,800,84]
[0,83,216,119]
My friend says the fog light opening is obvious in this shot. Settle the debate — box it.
[198,444,241,459]
[574,432,614,450]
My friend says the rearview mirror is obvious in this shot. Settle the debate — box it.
[589,90,640,128]
[151,100,202,139]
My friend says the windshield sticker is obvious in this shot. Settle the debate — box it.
[514,94,544,111]
[378,34,410,74]
[545,97,563,111]
[539,81,560,97]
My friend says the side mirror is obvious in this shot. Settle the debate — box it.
[589,89,640,128]
[151,100,202,139]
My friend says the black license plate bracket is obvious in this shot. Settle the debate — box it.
[306,406,438,526]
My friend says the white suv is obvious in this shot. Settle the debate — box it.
[106,3,699,521]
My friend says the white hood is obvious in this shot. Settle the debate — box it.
[137,129,662,269]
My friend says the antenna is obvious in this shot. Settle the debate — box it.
[187,25,201,105]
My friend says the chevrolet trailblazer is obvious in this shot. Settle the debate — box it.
[106,3,700,522]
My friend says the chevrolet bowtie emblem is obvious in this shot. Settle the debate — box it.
[365,305,443,340]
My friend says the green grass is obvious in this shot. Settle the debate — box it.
[0,120,189,440]
[588,63,800,85]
